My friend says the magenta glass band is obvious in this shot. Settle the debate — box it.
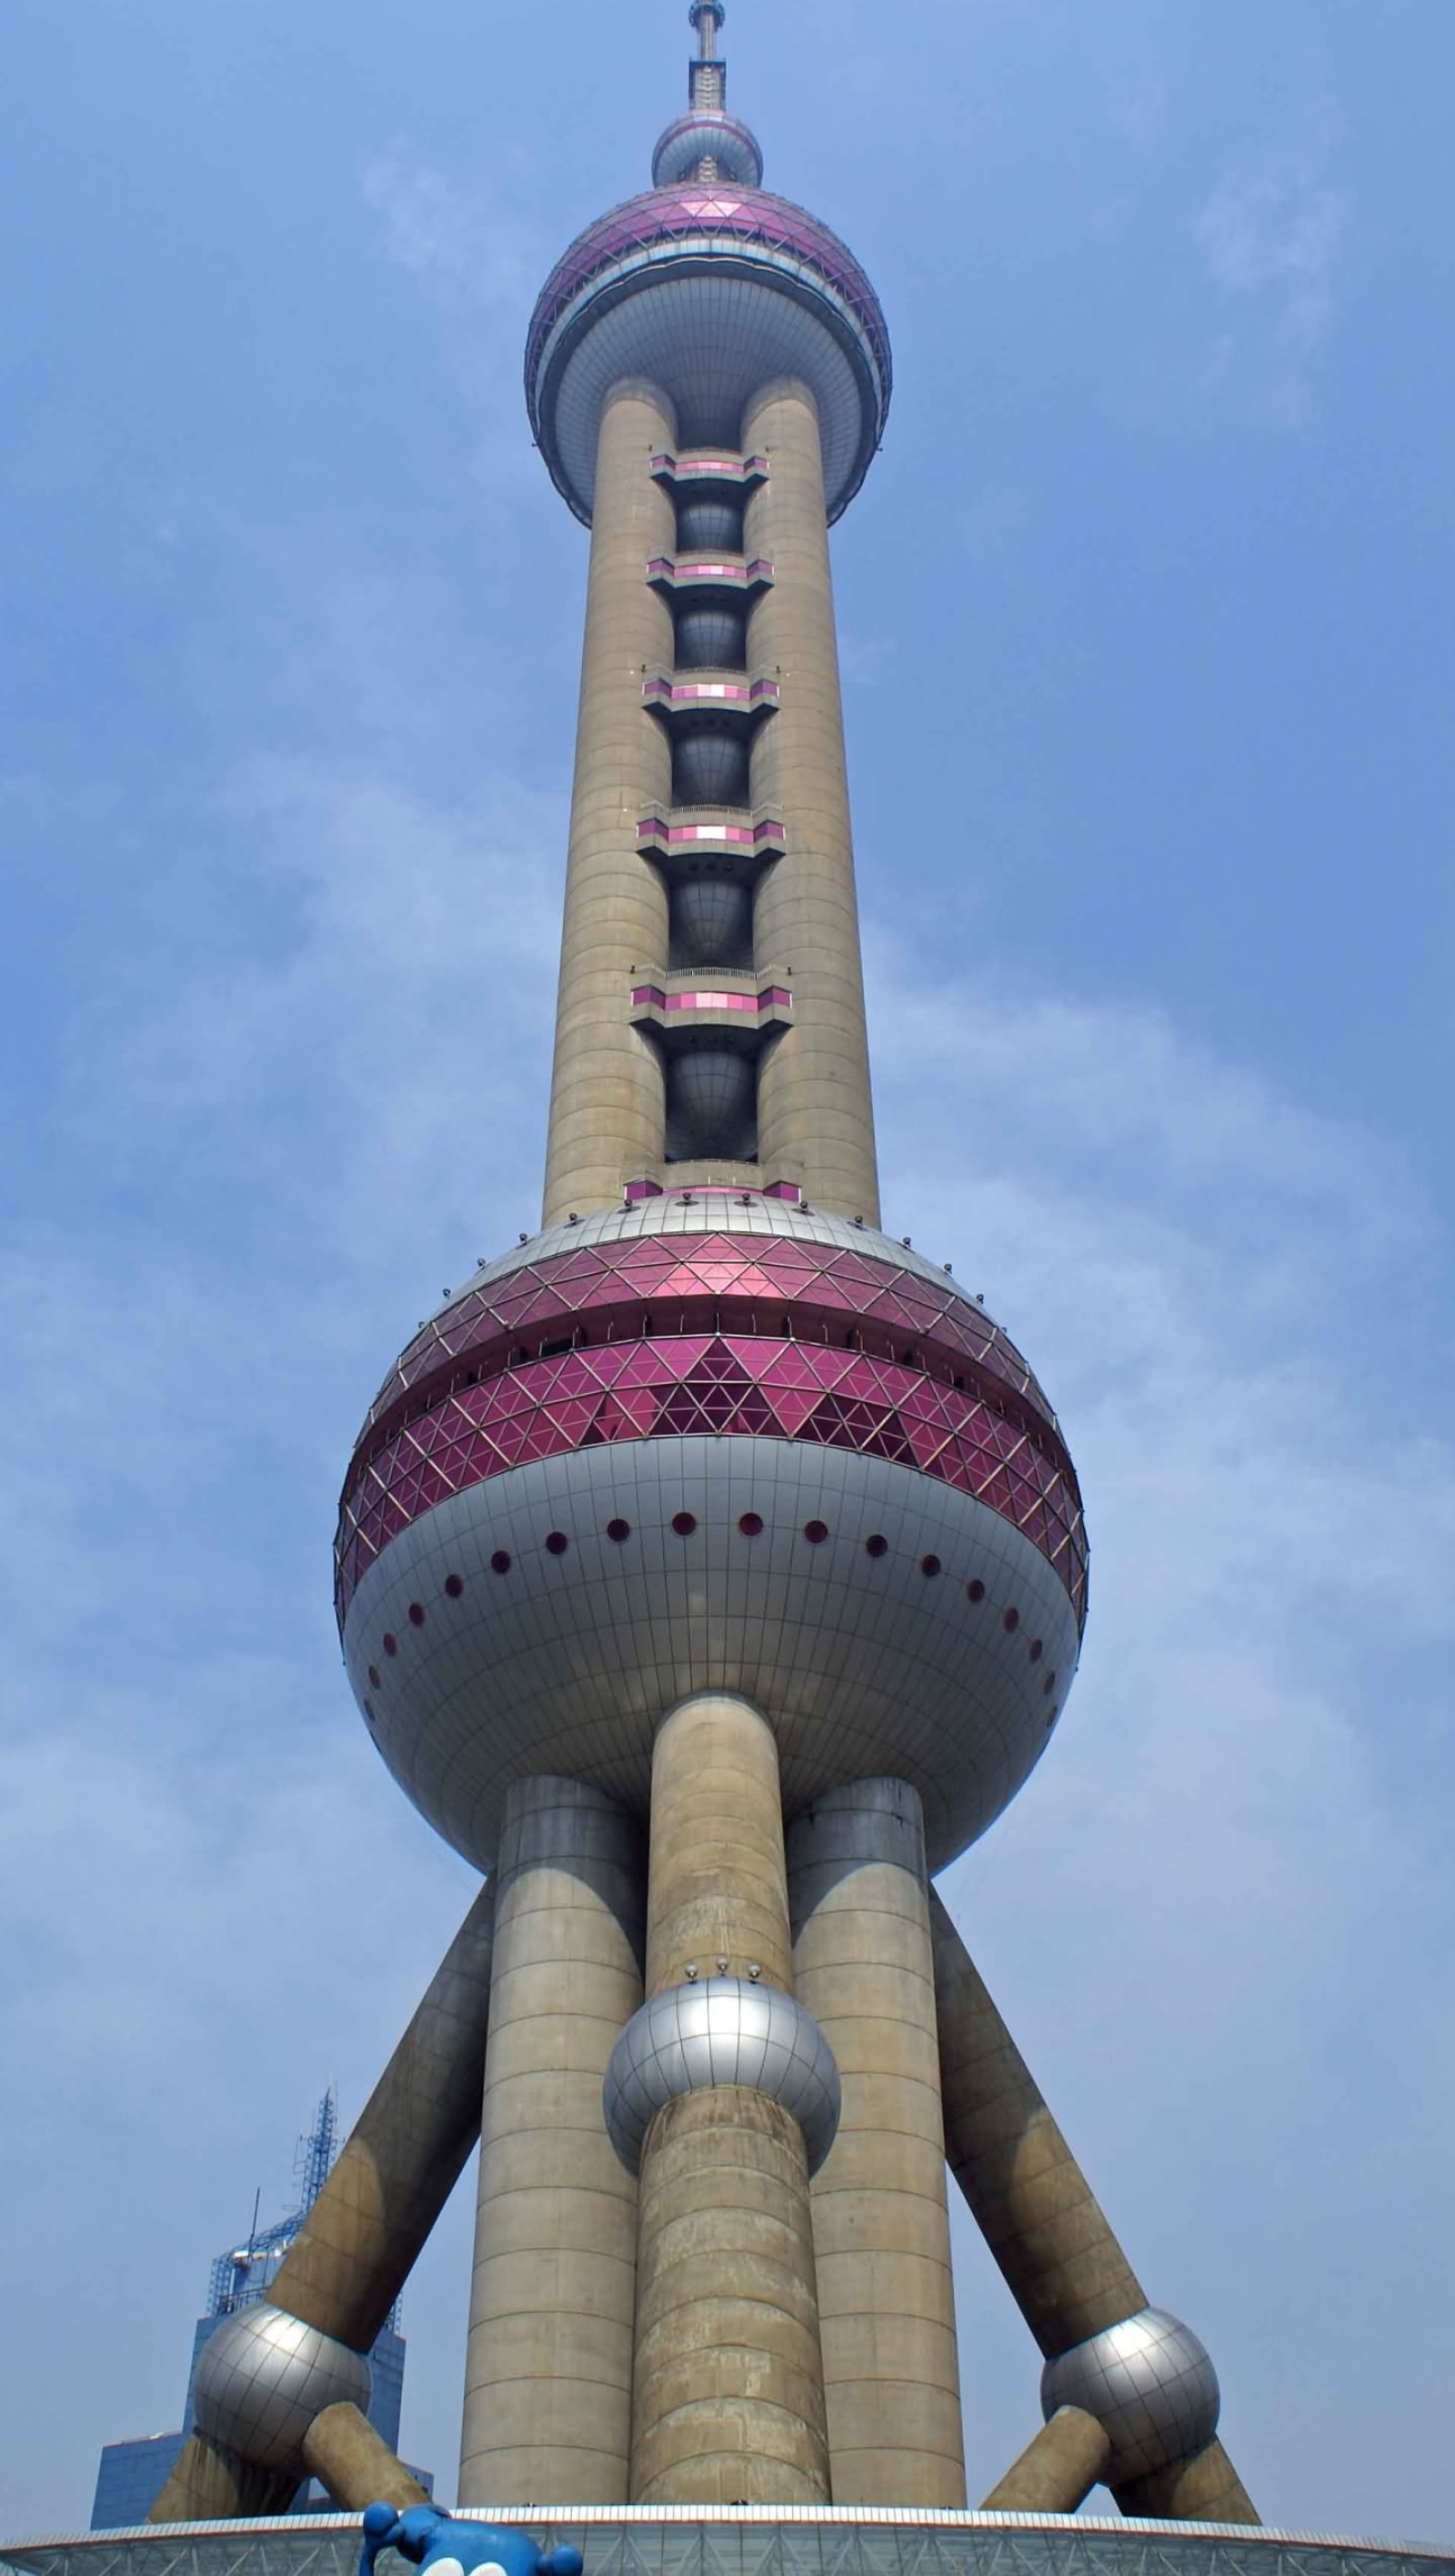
[651,452,771,484]
[631,987,793,1015]
[336,1331,1088,1623]
[359,1231,1059,1445]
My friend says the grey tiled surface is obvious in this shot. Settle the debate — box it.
[536,265,876,526]
[1041,2313,1220,2486]
[344,1434,1081,1875]
[652,112,764,188]
[190,2309,369,2477]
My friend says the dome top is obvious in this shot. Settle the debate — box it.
[527,183,892,526]
[362,1193,1068,1472]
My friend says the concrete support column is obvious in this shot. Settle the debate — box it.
[929,1892,1259,2525]
[150,1881,497,2525]
[301,2405,430,2513]
[981,2408,1112,2513]
[460,1779,645,2505]
[629,1694,831,2505]
[1118,2442,1262,2524]
[788,1780,966,2506]
[743,378,880,1225]
[645,1690,795,1994]
[543,379,677,1228]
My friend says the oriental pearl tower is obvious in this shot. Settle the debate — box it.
[154,4,1259,2536]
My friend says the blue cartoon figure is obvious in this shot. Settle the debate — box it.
[360,2503,583,2576]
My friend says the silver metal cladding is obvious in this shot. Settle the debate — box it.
[189,2303,372,2475]
[652,112,765,189]
[604,1976,841,2173]
[342,1213,1084,1875]
[344,1435,1080,1877]
[1039,2308,1221,2486]
[527,192,892,526]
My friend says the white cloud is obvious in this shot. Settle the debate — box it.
[361,143,554,483]
[363,143,545,317]
[838,632,898,687]
[70,757,560,1257]
[865,946,1455,2523]
[1194,105,1349,428]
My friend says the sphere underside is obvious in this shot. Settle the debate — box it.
[344,1437,1080,1877]
[527,187,891,525]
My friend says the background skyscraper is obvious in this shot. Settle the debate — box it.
[90,2095,423,2531]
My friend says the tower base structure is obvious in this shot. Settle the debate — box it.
[10,2508,1454,2576]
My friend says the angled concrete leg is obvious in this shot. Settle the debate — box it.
[981,2408,1112,2512]
[930,1891,1259,2525]
[150,1879,497,2523]
[302,2403,429,2512]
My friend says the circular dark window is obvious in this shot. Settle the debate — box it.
[865,1534,888,1559]
[490,1550,513,1576]
[804,1519,828,1545]
[407,1602,426,1628]
[1029,1638,1043,1663]
[383,1634,398,1658]
[920,1554,942,1579]
[967,1579,986,1604]
[738,1511,764,1537]
[445,1573,465,1599]
[1004,1606,1020,1632]
[672,1511,697,1538]
[607,1518,631,1543]
[546,1531,570,1556]
[367,1665,381,1689]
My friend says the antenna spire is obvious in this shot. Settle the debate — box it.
[688,1,727,113]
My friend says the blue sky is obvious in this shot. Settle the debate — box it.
[3,0,1452,2544]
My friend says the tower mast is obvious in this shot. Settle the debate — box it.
[538,0,882,1228]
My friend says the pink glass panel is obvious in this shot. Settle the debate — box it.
[337,1334,1088,1628]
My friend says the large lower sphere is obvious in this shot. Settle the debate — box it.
[337,1198,1087,1874]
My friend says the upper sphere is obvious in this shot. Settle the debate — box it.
[652,110,764,190]
[526,183,892,526]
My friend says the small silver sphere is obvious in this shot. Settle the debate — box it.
[604,1977,841,2174]
[191,2302,371,2474]
[1040,2307,1220,2485]
[652,110,764,191]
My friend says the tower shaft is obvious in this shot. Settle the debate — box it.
[543,385,677,1227]
[744,380,880,1224]
[542,383,879,1224]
